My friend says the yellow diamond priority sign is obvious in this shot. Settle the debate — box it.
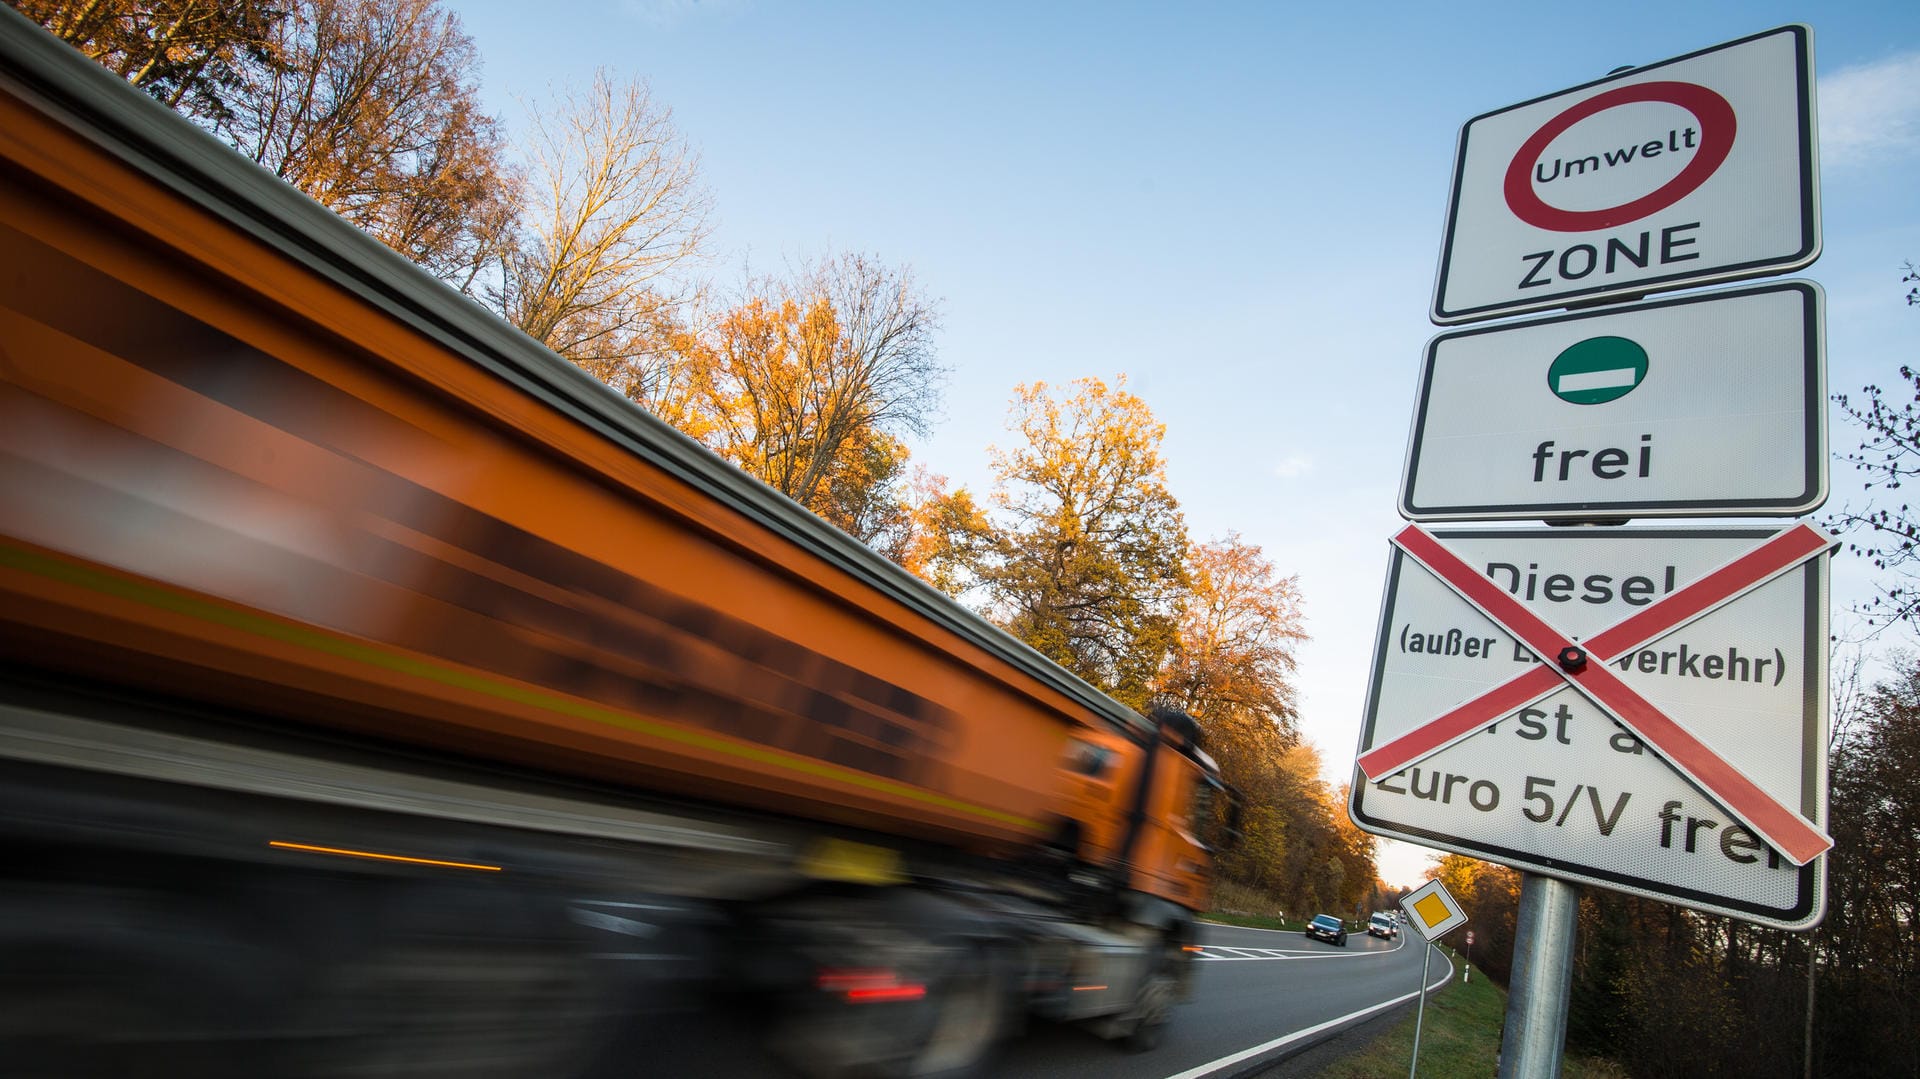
[1400,878,1469,941]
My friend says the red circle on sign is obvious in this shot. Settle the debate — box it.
[1503,81,1736,233]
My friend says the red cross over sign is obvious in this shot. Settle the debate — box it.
[1350,524,1833,930]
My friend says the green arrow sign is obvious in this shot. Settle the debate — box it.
[1548,336,1649,405]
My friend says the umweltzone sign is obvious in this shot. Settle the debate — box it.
[1432,24,1818,324]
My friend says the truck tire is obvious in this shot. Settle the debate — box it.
[1119,950,1181,1054]
[773,940,1009,1079]
[899,945,1008,1078]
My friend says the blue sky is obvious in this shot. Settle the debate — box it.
[455,2,1920,885]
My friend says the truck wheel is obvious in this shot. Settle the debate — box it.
[775,942,1008,1079]
[1120,969,1177,1054]
[904,947,1007,1078]
[1120,945,1183,1055]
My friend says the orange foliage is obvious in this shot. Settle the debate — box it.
[974,376,1188,709]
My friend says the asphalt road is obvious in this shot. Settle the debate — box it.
[991,922,1453,1079]
[600,921,1454,1078]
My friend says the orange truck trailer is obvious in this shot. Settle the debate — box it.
[0,11,1234,1077]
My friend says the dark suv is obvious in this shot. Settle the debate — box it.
[1306,914,1347,946]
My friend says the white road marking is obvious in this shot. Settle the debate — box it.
[1193,932,1411,961]
[1202,946,1273,957]
[1159,948,1456,1079]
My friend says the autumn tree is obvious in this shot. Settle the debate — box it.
[811,431,914,543]
[672,255,942,542]
[10,0,284,123]
[1327,785,1379,913]
[1158,535,1304,723]
[1811,654,1920,1073]
[885,469,993,597]
[1430,854,1523,981]
[1288,775,1377,916]
[1206,738,1379,916]
[970,376,1188,709]
[1213,739,1316,899]
[1153,533,1309,896]
[14,0,518,286]
[1158,533,1307,739]
[492,70,710,381]
[190,0,516,286]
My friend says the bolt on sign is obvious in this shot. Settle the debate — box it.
[1400,878,1468,942]
[1400,279,1825,521]
[1350,524,1834,931]
[1432,24,1818,324]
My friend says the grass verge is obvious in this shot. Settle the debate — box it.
[1313,947,1626,1079]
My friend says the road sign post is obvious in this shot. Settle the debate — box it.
[1500,874,1581,1079]
[1412,941,1434,1079]
[1399,878,1468,1079]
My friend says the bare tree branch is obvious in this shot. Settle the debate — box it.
[491,70,711,375]
[208,0,517,286]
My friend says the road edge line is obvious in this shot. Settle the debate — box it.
[1158,950,1457,1079]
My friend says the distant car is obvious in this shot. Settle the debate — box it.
[1369,913,1398,939]
[1306,914,1347,946]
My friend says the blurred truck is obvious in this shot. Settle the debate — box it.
[0,10,1234,1077]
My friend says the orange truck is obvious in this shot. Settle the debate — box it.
[0,11,1234,1077]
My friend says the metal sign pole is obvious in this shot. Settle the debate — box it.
[1409,940,1434,1079]
[1498,873,1580,1079]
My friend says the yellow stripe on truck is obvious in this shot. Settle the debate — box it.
[0,540,1043,832]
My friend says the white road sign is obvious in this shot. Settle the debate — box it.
[1432,24,1818,324]
[1401,279,1825,521]
[1350,525,1833,930]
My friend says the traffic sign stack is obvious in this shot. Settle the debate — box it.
[1350,24,1831,932]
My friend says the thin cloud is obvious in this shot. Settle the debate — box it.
[1819,51,1920,169]
[1273,454,1314,479]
